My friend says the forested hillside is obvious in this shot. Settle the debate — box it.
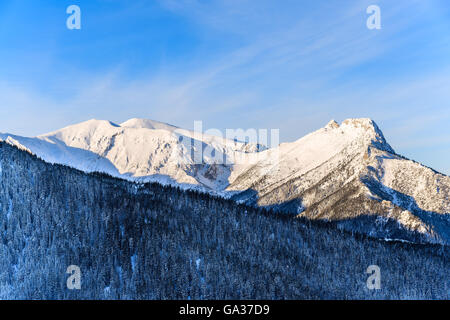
[0,142,448,299]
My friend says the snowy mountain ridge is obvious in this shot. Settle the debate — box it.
[1,118,264,191]
[1,117,449,244]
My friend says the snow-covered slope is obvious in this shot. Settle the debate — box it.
[1,117,449,243]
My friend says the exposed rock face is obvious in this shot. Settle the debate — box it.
[325,120,340,129]
[227,119,450,244]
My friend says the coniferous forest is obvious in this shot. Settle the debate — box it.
[0,141,448,299]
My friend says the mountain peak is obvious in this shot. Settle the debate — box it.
[325,120,340,129]
[341,118,376,129]
[83,119,120,127]
[120,118,179,132]
[339,118,394,153]
[323,118,380,133]
[39,119,120,138]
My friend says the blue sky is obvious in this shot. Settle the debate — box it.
[0,0,449,174]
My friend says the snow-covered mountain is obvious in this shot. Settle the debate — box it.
[0,118,264,190]
[228,119,450,243]
[1,117,449,243]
